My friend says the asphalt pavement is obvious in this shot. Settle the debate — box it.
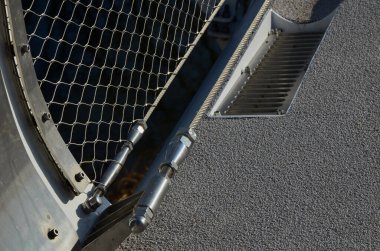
[120,0,380,249]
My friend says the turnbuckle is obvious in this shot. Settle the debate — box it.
[81,121,147,213]
[129,128,196,233]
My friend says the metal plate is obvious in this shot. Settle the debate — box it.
[0,48,78,251]
[0,16,105,249]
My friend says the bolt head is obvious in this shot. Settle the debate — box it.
[21,44,30,54]
[47,228,59,239]
[75,172,85,182]
[42,112,51,122]
[81,193,102,214]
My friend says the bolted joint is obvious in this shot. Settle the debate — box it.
[20,43,30,54]
[81,189,102,213]
[75,172,85,182]
[47,228,59,240]
[41,112,51,123]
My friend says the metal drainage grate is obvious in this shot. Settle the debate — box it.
[223,31,323,116]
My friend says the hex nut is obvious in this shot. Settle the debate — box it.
[179,135,192,148]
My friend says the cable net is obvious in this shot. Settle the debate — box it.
[22,0,221,180]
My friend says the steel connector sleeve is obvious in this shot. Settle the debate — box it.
[129,129,196,233]
[129,167,172,233]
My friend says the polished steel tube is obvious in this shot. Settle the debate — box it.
[100,146,132,189]
[129,129,196,233]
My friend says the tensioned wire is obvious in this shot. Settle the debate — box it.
[190,0,272,129]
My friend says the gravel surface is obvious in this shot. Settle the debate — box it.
[120,0,380,249]
[272,0,341,23]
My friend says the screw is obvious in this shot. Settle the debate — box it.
[20,44,30,54]
[41,112,51,122]
[47,228,59,240]
[75,172,85,182]
[214,111,221,116]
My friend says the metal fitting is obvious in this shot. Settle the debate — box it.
[81,190,103,213]
[127,120,147,146]
[20,43,30,54]
[47,228,59,240]
[75,172,85,182]
[41,112,51,122]
[129,129,196,233]
[81,121,147,213]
